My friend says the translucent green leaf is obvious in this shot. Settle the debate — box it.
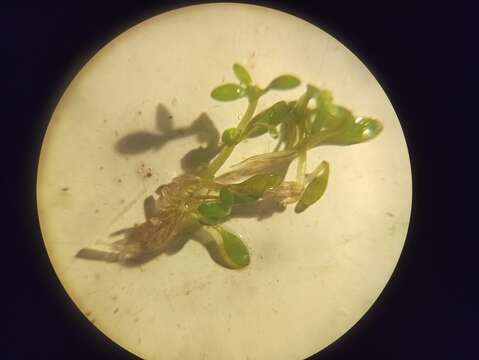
[315,89,333,109]
[198,202,230,224]
[230,174,282,199]
[323,117,383,145]
[221,128,242,146]
[312,90,335,133]
[247,101,293,137]
[322,105,354,132]
[219,187,235,207]
[194,226,248,269]
[267,75,301,90]
[233,63,252,85]
[221,186,257,205]
[333,106,356,127]
[295,161,329,213]
[216,227,250,268]
[357,117,383,141]
[211,84,246,101]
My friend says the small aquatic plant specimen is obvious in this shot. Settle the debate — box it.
[78,64,383,269]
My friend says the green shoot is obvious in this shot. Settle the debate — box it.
[85,63,383,268]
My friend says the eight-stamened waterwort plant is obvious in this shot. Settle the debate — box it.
[78,64,383,269]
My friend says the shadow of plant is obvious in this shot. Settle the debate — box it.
[115,104,222,173]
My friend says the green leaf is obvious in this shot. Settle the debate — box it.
[307,105,381,148]
[311,90,335,133]
[315,89,333,109]
[211,84,246,101]
[221,128,242,146]
[321,105,354,132]
[323,117,383,145]
[221,186,257,205]
[233,63,252,85]
[247,101,293,138]
[333,106,355,127]
[219,187,235,207]
[216,227,250,268]
[295,161,329,213]
[230,174,282,199]
[198,202,230,224]
[267,75,301,90]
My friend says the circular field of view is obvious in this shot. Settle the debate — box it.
[37,4,411,359]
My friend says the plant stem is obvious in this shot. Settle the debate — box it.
[296,149,307,184]
[237,97,259,130]
[202,97,259,178]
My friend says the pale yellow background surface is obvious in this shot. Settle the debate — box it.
[37,4,411,359]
